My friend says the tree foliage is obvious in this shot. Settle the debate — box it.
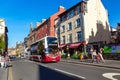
[0,35,5,51]
[37,41,44,55]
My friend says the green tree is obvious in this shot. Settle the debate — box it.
[16,50,19,56]
[37,41,44,55]
[0,35,5,53]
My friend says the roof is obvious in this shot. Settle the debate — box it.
[58,1,87,17]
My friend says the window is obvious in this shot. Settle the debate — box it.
[70,10,74,17]
[77,31,82,42]
[61,25,65,33]
[61,15,65,22]
[57,28,60,34]
[47,37,57,46]
[67,10,74,19]
[67,12,70,19]
[84,4,87,12]
[62,36,65,44]
[68,34,72,43]
[42,27,43,31]
[76,18,81,27]
[68,22,72,30]
[76,6,80,14]
[46,24,48,29]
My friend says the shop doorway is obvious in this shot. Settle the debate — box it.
[93,45,99,52]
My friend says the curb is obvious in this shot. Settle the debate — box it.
[61,60,120,70]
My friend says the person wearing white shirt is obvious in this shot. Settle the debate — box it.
[92,50,97,63]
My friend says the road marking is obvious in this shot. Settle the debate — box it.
[103,73,120,80]
[40,64,86,79]
[55,68,86,79]
[8,67,13,80]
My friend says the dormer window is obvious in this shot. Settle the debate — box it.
[84,4,87,12]
[61,15,65,22]
[75,5,80,14]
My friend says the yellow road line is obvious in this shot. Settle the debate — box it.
[8,63,13,80]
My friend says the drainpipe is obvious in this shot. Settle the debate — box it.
[81,13,86,53]
[81,2,87,53]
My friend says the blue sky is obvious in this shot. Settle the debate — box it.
[0,0,120,48]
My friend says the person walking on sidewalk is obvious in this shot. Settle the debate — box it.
[90,48,94,59]
[4,55,10,68]
[99,48,105,63]
[1,56,5,68]
[0,55,2,67]
[92,50,99,63]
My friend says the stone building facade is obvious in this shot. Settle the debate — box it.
[56,0,111,53]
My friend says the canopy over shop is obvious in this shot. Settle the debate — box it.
[68,42,86,49]
[59,44,66,49]
[59,42,86,56]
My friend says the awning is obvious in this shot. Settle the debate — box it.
[59,44,66,48]
[68,42,85,48]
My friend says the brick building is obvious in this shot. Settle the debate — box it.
[35,6,65,41]
[27,6,65,53]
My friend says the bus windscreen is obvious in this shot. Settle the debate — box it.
[47,37,58,46]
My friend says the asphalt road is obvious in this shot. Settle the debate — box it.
[0,67,7,80]
[9,59,120,80]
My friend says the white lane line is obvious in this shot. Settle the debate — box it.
[40,64,86,79]
[55,68,86,79]
[103,73,120,80]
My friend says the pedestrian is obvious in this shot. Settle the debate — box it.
[0,55,2,67]
[4,56,7,68]
[67,53,70,59]
[99,48,105,63]
[96,52,101,62]
[90,48,94,59]
[5,55,10,68]
[92,49,98,63]
[1,56,5,68]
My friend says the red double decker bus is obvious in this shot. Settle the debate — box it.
[29,36,60,62]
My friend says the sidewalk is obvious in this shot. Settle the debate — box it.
[61,58,120,69]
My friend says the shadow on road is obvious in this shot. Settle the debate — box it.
[38,64,84,80]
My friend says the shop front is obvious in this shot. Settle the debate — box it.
[58,44,67,54]
[67,42,86,56]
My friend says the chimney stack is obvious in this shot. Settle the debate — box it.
[36,22,41,27]
[42,19,46,23]
[58,6,65,11]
